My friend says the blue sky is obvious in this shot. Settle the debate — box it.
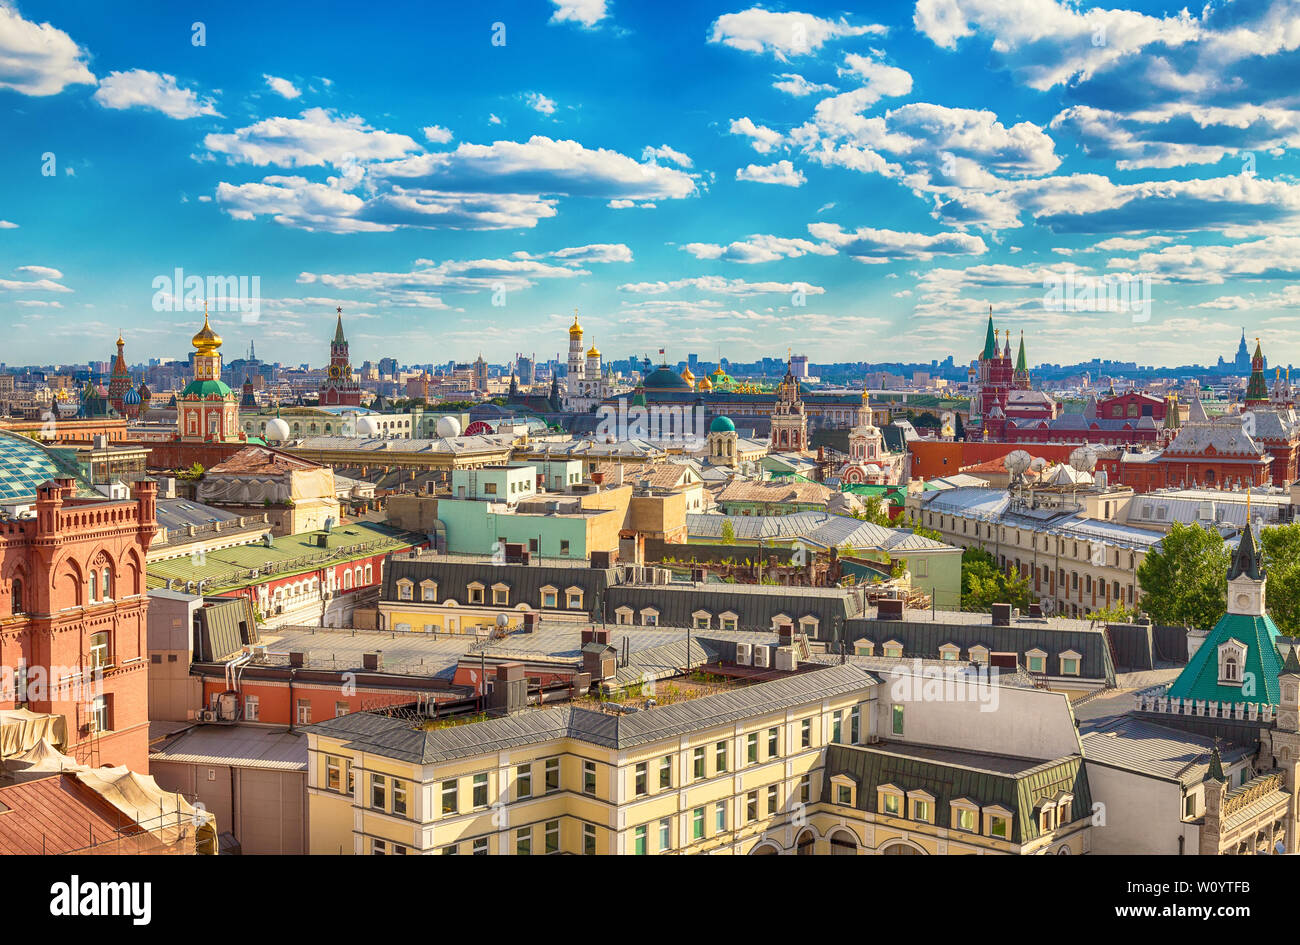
[2,0,1300,370]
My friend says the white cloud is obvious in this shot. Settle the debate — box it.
[0,264,70,292]
[0,220,16,229]
[488,113,502,125]
[371,136,698,201]
[607,199,635,209]
[263,74,301,99]
[772,73,834,96]
[15,265,61,279]
[708,9,886,60]
[550,0,608,27]
[0,3,95,95]
[729,117,783,153]
[423,125,454,144]
[204,107,420,168]
[642,144,693,168]
[1092,235,1176,252]
[525,91,556,115]
[682,234,835,263]
[548,243,634,264]
[93,69,220,119]
[837,53,912,104]
[807,222,988,262]
[620,276,825,296]
[736,160,805,186]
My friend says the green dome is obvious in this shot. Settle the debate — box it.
[709,415,735,433]
[181,379,233,399]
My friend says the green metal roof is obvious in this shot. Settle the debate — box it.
[982,315,997,361]
[147,521,419,593]
[1166,611,1283,705]
[823,742,1091,846]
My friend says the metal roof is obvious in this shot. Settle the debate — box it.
[1081,716,1253,785]
[150,724,307,772]
[687,510,956,553]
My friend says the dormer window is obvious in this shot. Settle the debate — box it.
[1218,640,1247,685]
[396,579,413,602]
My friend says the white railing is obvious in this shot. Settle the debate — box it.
[1136,687,1276,723]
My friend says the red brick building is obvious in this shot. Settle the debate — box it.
[0,434,156,771]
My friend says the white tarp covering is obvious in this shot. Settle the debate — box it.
[0,709,67,757]
[73,766,215,845]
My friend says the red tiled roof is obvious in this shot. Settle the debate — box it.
[208,446,320,475]
[0,774,150,855]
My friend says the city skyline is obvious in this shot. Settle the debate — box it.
[3,0,1300,367]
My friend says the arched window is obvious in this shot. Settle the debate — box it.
[795,831,815,855]
[89,571,98,603]
[11,578,23,615]
[102,568,112,600]
[829,830,857,855]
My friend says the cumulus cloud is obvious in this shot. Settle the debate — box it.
[807,222,988,262]
[0,264,70,292]
[0,3,95,95]
[735,160,805,186]
[423,125,454,144]
[708,9,886,60]
[729,117,784,153]
[525,92,556,115]
[681,234,836,263]
[550,0,607,27]
[642,144,693,168]
[263,74,301,99]
[772,73,835,96]
[205,108,420,167]
[619,275,825,296]
[0,220,17,229]
[93,70,220,119]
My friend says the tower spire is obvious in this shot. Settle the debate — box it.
[981,310,997,360]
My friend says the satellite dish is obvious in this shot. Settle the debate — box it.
[1029,456,1046,472]
[1069,446,1098,473]
[496,613,509,627]
[1004,450,1032,477]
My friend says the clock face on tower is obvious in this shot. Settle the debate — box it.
[329,365,340,379]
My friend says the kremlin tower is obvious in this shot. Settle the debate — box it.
[319,307,362,406]
[969,311,1014,440]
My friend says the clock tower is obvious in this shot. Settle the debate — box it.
[319,306,362,406]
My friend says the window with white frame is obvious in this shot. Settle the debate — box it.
[1026,648,1047,674]
[692,610,711,629]
[615,606,634,625]
[720,611,738,631]
[878,783,903,817]
[565,587,583,609]
[540,586,558,608]
[938,643,960,661]
[492,583,510,606]
[1218,640,1246,685]
[420,580,437,602]
[1058,650,1082,676]
[467,582,485,604]
[951,799,980,832]
[641,608,659,626]
[397,579,413,601]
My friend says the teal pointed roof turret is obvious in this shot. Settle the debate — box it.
[1015,331,1027,373]
[1282,646,1300,676]
[981,312,997,360]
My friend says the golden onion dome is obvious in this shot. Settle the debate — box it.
[681,366,695,385]
[569,314,584,337]
[587,344,601,358]
[191,310,222,354]
[698,376,713,391]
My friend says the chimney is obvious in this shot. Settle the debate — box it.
[522,611,540,634]
[877,599,903,621]
[489,661,529,715]
[362,652,383,671]
[991,603,1012,626]
[1027,602,1043,618]
[289,651,307,667]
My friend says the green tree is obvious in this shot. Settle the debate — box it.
[1261,524,1300,635]
[1135,521,1229,631]
[960,547,1031,612]
[900,513,944,543]
[858,495,891,526]
[1088,602,1138,624]
[720,519,736,544]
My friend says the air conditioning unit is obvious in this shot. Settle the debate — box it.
[775,646,798,672]
[735,642,753,666]
[251,645,268,659]
[199,709,218,723]
[753,645,771,669]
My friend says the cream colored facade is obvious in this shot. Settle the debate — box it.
[909,492,1151,618]
[304,665,1092,855]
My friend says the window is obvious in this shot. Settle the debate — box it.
[441,780,459,815]
[832,711,842,744]
[693,611,711,629]
[692,747,706,780]
[891,704,904,736]
[768,727,779,757]
[641,608,659,626]
[633,825,647,855]
[714,800,727,832]
[714,741,727,773]
[851,705,861,744]
[296,699,311,725]
[472,837,489,855]
[11,577,22,615]
[326,755,344,792]
[545,758,560,793]
[393,779,407,816]
[799,775,812,804]
[801,718,812,748]
[371,774,386,810]
[516,826,532,856]
[492,584,509,606]
[836,783,853,806]
[516,765,532,800]
[566,587,583,609]
[912,798,931,823]
[468,583,484,604]
[372,838,386,856]
[583,760,597,795]
[541,587,557,608]
[953,804,978,832]
[634,762,648,797]
[746,732,758,764]
[473,773,489,808]
[766,784,779,815]
[659,755,672,789]
[421,582,437,602]
[745,791,758,822]
[692,807,705,840]
[659,818,671,852]
[397,581,413,601]
[335,701,349,718]
[88,632,110,670]
[545,820,560,854]
[1026,650,1047,674]
[560,540,571,555]
[392,844,407,855]
[583,824,597,855]
[882,791,901,816]
[988,814,1009,839]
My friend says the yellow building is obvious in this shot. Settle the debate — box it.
[303,662,1091,854]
